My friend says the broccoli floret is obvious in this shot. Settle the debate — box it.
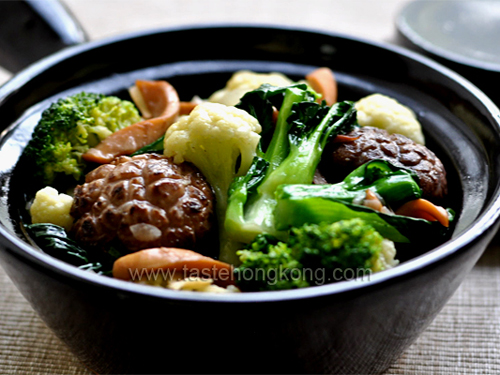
[23,92,141,184]
[234,218,397,291]
[235,234,309,291]
[291,219,391,272]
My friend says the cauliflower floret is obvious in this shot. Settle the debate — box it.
[136,276,240,293]
[164,102,261,209]
[208,70,294,106]
[355,93,425,145]
[29,186,74,231]
[371,239,399,273]
[167,278,240,293]
[164,102,261,264]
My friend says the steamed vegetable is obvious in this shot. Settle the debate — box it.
[20,69,455,293]
[25,223,122,274]
[23,92,141,184]
[224,83,357,262]
[235,234,308,291]
[355,93,425,145]
[29,186,74,231]
[235,218,397,291]
[163,102,262,263]
[274,160,453,245]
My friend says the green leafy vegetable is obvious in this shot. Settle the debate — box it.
[132,134,165,156]
[274,160,453,244]
[223,83,357,262]
[25,223,122,274]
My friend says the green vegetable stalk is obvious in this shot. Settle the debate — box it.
[274,160,453,244]
[223,83,357,262]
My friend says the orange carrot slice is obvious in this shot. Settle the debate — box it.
[82,80,180,164]
[395,198,449,227]
[306,67,338,106]
[112,247,235,287]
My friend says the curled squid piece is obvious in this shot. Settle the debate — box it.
[112,247,238,292]
[179,100,200,116]
[82,80,180,164]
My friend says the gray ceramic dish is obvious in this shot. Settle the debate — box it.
[397,0,500,105]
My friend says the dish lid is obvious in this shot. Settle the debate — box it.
[397,0,500,72]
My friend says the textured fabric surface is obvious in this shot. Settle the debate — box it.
[387,241,500,374]
[1,1,499,374]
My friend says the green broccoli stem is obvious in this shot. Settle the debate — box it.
[219,231,245,265]
[242,102,357,238]
[287,175,417,203]
[212,180,249,265]
[224,87,312,246]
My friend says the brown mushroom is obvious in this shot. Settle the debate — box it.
[321,126,448,200]
[71,154,214,252]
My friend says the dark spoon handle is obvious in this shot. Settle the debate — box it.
[0,0,87,73]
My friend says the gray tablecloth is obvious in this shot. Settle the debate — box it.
[1,1,499,373]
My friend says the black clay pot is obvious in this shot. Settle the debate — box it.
[1,20,500,375]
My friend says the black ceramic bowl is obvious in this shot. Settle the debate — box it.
[1,25,500,374]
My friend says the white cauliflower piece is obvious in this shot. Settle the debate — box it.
[208,70,294,106]
[164,102,261,212]
[371,239,399,273]
[164,102,261,264]
[167,278,240,293]
[355,93,425,145]
[30,186,74,231]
